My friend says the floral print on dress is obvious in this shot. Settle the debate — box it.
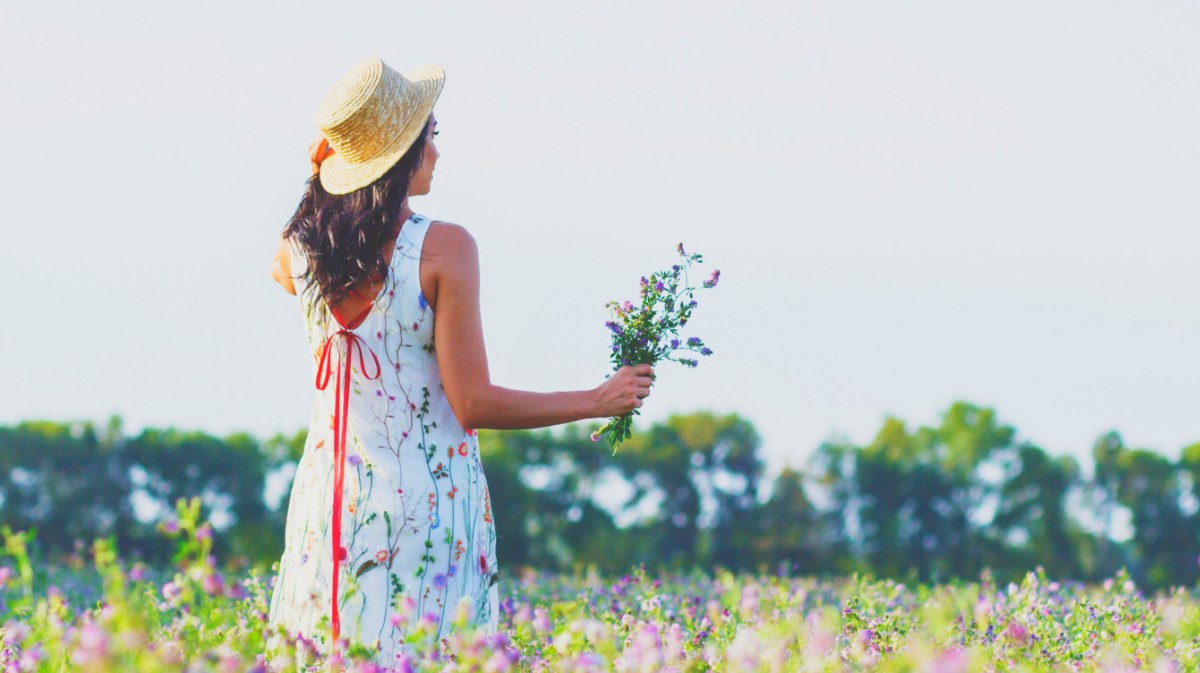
[267,214,499,665]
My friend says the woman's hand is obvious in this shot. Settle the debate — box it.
[591,364,655,417]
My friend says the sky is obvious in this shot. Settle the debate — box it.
[1,1,1198,480]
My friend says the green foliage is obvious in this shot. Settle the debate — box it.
[4,515,1200,671]
[3,403,1200,589]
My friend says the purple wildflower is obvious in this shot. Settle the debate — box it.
[202,572,225,596]
[433,573,447,590]
[687,337,702,347]
[654,280,665,292]
[677,243,687,256]
[348,454,362,467]
[670,338,680,349]
[703,269,721,288]
[700,347,713,356]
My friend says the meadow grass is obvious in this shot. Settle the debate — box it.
[2,498,1199,672]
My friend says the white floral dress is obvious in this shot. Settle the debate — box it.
[267,213,499,662]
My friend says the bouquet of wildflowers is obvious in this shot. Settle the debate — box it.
[591,243,719,452]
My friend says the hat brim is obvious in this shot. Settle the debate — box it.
[318,64,445,196]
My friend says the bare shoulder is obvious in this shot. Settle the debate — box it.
[423,220,478,267]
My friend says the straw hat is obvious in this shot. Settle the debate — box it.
[314,57,445,195]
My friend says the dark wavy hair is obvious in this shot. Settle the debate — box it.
[283,117,433,306]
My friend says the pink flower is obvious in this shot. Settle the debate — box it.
[202,572,225,596]
[1006,619,1029,645]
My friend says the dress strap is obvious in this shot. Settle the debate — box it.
[314,326,381,647]
[328,286,376,331]
[347,286,374,302]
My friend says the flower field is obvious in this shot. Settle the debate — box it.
[2,506,1200,672]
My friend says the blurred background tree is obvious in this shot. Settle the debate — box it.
[2,404,1198,589]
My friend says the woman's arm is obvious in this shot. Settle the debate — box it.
[271,237,297,296]
[429,223,653,431]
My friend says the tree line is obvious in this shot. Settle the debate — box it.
[1,403,1198,589]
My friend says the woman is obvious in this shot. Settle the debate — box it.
[265,57,654,662]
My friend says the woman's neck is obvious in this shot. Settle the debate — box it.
[398,200,414,225]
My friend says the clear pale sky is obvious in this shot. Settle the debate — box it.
[2,1,1197,478]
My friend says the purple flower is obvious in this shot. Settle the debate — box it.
[195,524,213,542]
[687,337,702,347]
[703,269,721,288]
[347,454,362,467]
[202,572,225,596]
[605,320,623,335]
[680,358,698,368]
[670,338,680,349]
[654,281,665,292]
[700,347,713,356]
[433,572,447,590]
[677,243,687,256]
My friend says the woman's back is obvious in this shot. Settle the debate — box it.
[267,55,654,666]
[267,211,500,661]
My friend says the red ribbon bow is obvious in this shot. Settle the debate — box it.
[315,326,381,645]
